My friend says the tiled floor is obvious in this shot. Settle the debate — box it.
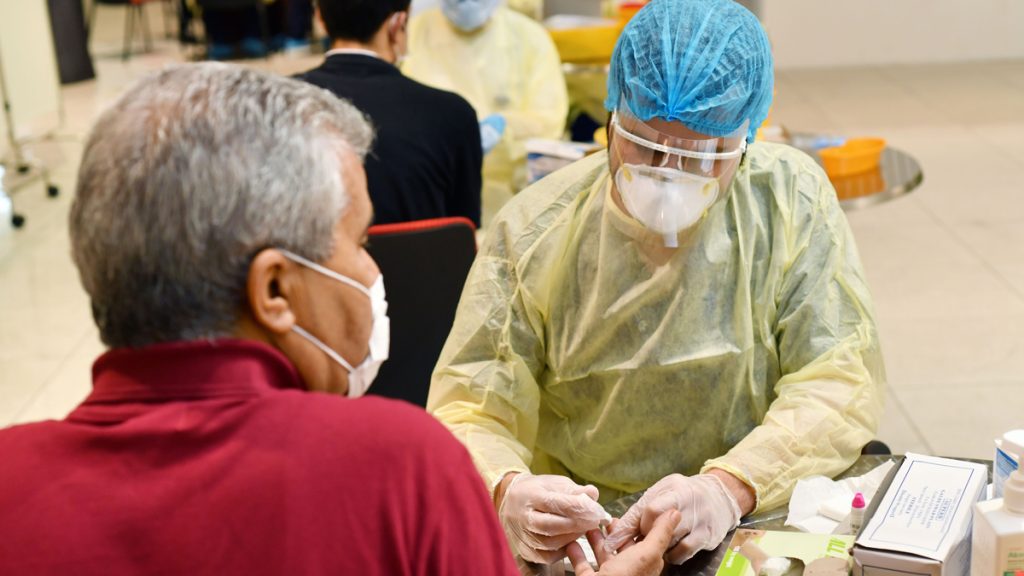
[1,14,1022,461]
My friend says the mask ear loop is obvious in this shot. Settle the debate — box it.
[279,249,372,299]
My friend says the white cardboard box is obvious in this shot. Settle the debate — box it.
[852,453,987,576]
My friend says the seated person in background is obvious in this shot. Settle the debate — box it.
[195,0,312,59]
[0,63,513,576]
[403,0,567,226]
[297,0,482,227]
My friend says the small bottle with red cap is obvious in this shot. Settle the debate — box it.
[850,492,866,535]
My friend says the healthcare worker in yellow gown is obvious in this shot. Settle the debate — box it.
[427,0,885,567]
[403,0,568,226]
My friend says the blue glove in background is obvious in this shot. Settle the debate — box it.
[480,114,506,155]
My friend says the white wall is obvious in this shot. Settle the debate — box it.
[0,0,62,139]
[763,0,1024,69]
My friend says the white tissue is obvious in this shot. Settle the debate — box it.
[760,557,793,576]
[818,494,853,521]
[784,460,895,534]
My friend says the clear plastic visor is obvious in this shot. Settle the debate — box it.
[610,104,749,180]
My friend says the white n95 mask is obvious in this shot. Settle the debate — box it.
[280,250,390,398]
[609,106,747,248]
[614,164,720,248]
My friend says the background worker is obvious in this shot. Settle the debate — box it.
[404,0,568,225]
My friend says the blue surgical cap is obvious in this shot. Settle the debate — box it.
[605,0,774,143]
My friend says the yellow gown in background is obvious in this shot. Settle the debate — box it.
[404,7,568,226]
[506,0,544,20]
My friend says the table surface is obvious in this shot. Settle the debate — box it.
[519,455,989,576]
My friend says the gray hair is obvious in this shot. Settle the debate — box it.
[70,62,374,348]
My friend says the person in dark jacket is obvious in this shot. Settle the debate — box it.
[296,0,483,227]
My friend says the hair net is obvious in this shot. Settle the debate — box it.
[605,0,774,143]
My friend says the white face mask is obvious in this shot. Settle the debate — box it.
[442,0,499,32]
[280,250,390,398]
[614,163,720,248]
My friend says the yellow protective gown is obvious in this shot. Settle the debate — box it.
[427,143,885,512]
[403,8,568,226]
[506,0,544,19]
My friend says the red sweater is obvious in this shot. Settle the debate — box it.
[0,339,519,576]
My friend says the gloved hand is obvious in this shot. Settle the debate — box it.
[604,474,742,565]
[479,114,506,154]
[499,472,610,564]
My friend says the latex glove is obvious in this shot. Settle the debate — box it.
[604,474,742,565]
[499,472,610,564]
[479,114,506,154]
[567,511,680,576]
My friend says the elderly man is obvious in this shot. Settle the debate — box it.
[428,0,885,566]
[0,63,518,575]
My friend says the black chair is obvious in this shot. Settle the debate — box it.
[365,217,477,407]
[87,0,155,61]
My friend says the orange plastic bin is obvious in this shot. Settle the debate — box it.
[818,138,887,179]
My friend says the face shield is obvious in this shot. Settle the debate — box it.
[609,103,748,248]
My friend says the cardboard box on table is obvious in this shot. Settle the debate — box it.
[851,453,987,576]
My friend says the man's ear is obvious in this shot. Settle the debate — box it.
[246,248,298,336]
[390,11,409,39]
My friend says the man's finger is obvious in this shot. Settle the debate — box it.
[583,529,609,565]
[643,509,681,552]
[565,542,596,576]
[606,511,679,575]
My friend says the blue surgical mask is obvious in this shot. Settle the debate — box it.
[441,0,499,32]
[280,249,390,398]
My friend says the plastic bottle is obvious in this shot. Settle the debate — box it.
[996,430,1024,498]
[850,492,866,535]
[972,434,1024,575]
